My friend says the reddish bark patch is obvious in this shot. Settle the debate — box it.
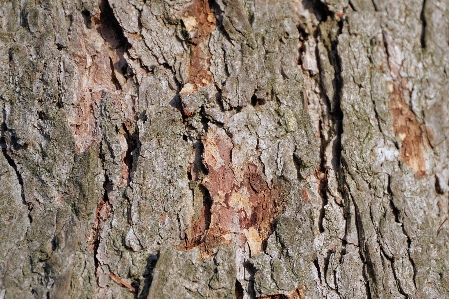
[188,206,209,245]
[183,125,288,256]
[181,0,216,90]
[388,79,427,177]
[301,188,312,205]
[258,285,306,299]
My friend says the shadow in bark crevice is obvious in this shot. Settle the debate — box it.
[137,253,159,299]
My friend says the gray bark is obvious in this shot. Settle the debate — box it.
[0,0,448,298]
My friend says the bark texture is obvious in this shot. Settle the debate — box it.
[0,0,448,298]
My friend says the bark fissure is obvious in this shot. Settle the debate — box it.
[387,176,417,289]
[137,254,159,299]
[97,0,131,50]
[313,257,322,285]
[94,145,113,285]
[345,177,374,299]
[294,3,349,296]
[122,123,140,185]
[0,119,32,223]
[420,0,427,49]
[378,237,409,298]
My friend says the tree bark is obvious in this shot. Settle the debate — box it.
[0,0,448,298]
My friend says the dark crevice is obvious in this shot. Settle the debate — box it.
[214,84,225,112]
[420,0,427,48]
[198,184,212,232]
[1,119,32,223]
[122,124,140,185]
[56,43,66,50]
[435,174,447,194]
[292,154,305,181]
[381,30,391,65]
[97,0,131,50]
[121,63,134,79]
[304,2,345,236]
[169,94,184,120]
[235,280,244,299]
[348,1,357,12]
[243,261,257,299]
[185,182,212,248]
[387,176,401,224]
[193,140,209,178]
[379,247,410,298]
[345,177,374,299]
[369,86,385,136]
[297,25,307,66]
[139,110,148,123]
[1,148,32,221]
[316,120,328,233]
[371,0,379,11]
[137,253,159,299]
[313,258,322,284]
[315,45,332,110]
[200,109,210,132]
[387,175,417,288]
[109,57,122,90]
[315,15,344,121]
[328,21,344,121]
[177,213,185,247]
[51,235,59,251]
[93,177,110,275]
[250,93,266,107]
[311,0,332,22]
[317,15,349,297]
[81,9,92,29]
[94,145,113,283]
[339,172,352,263]
[208,0,234,45]
[96,0,134,94]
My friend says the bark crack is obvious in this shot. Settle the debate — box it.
[122,123,140,186]
[0,117,32,224]
[420,0,427,49]
[343,175,374,299]
[94,143,113,286]
[387,175,417,290]
[297,2,346,295]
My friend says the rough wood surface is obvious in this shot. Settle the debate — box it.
[0,0,448,298]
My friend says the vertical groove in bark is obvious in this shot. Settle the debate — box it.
[420,0,427,48]
[0,116,32,223]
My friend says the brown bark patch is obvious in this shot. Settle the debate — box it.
[258,285,306,299]
[183,125,287,256]
[181,0,216,91]
[388,79,427,177]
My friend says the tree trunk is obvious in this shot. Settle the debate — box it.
[1,0,448,298]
